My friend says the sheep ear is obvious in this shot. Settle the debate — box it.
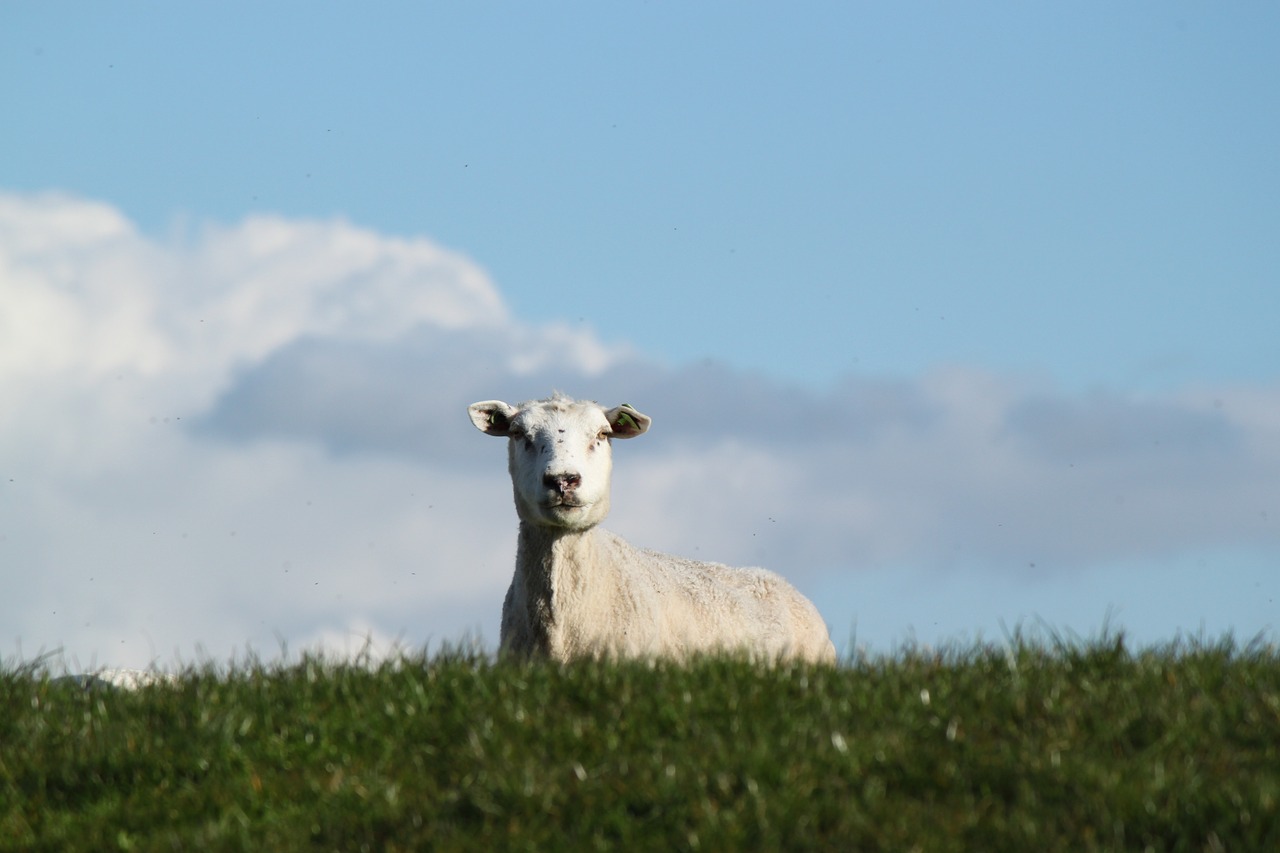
[468,401,519,436]
[605,403,651,439]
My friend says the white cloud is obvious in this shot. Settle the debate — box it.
[0,190,615,668]
[2,190,1277,669]
[0,192,166,381]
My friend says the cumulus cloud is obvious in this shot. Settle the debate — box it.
[2,190,1276,668]
[0,190,619,668]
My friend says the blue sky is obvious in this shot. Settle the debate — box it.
[2,3,1277,668]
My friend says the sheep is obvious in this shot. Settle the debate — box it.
[468,393,837,664]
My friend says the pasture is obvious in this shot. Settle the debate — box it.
[3,633,1277,851]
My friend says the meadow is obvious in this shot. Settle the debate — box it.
[2,633,1277,851]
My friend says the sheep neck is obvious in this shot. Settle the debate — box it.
[515,522,615,654]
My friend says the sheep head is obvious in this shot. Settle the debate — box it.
[468,394,651,531]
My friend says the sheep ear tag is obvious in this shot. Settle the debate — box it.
[485,410,511,434]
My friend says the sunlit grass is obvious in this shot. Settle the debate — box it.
[3,633,1278,851]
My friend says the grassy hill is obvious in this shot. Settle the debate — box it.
[3,634,1277,851]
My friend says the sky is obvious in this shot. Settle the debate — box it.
[2,3,1278,671]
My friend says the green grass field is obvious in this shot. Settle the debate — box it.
[3,633,1277,851]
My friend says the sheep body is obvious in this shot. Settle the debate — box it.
[470,393,836,664]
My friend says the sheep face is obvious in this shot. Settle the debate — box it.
[469,395,651,531]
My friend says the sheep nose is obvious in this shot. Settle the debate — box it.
[544,472,581,495]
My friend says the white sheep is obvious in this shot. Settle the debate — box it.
[468,393,836,664]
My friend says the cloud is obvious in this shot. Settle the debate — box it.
[2,190,1277,668]
[0,190,597,667]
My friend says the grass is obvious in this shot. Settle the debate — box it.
[2,633,1278,851]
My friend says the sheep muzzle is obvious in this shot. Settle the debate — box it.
[543,472,582,498]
